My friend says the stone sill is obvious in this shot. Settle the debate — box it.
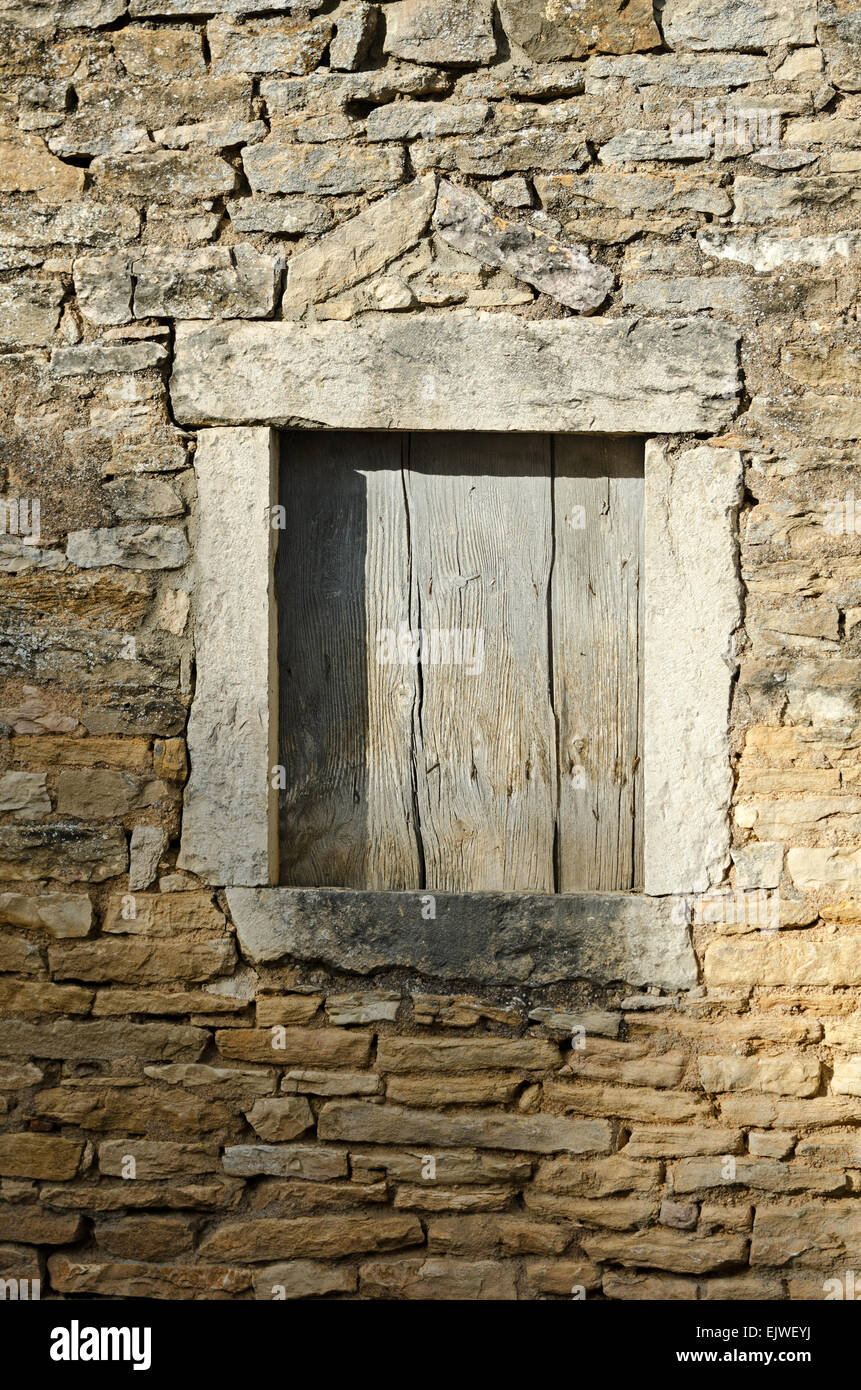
[226,887,697,993]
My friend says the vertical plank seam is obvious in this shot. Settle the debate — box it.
[402,432,427,890]
[268,427,280,886]
[633,455,645,891]
[548,433,560,895]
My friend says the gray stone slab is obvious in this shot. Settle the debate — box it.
[227,887,697,990]
[433,179,614,311]
[171,312,740,433]
[178,427,277,886]
[661,0,816,51]
[643,444,743,896]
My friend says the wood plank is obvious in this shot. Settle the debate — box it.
[277,431,420,888]
[553,436,644,892]
[363,439,424,889]
[405,432,556,892]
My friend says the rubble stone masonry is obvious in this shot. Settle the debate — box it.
[0,0,860,1301]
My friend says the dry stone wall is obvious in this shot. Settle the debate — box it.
[0,0,860,1301]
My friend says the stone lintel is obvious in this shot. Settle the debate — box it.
[227,887,698,990]
[171,312,740,434]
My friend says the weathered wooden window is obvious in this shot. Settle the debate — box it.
[276,431,643,894]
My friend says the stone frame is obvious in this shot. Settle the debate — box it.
[173,311,743,990]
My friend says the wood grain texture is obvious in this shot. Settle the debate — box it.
[277,431,643,893]
[277,431,420,887]
[363,441,423,889]
[405,433,556,891]
[553,436,644,891]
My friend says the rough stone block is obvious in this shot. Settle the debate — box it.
[227,887,697,990]
[172,314,740,434]
[318,1100,613,1153]
[384,0,496,65]
[499,0,660,60]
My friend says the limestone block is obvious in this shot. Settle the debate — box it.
[244,1098,314,1142]
[177,427,277,887]
[73,255,133,325]
[198,1213,423,1261]
[360,1256,517,1298]
[0,200,139,248]
[133,247,279,319]
[0,1019,209,1062]
[0,825,127,883]
[731,841,784,890]
[0,772,51,817]
[500,0,659,59]
[227,887,697,990]
[253,1261,356,1299]
[326,1,375,71]
[93,150,238,199]
[283,175,436,308]
[113,25,206,77]
[700,228,861,271]
[788,847,861,891]
[366,100,490,140]
[98,1141,218,1179]
[705,935,861,987]
[128,825,168,891]
[0,129,84,199]
[47,1255,250,1299]
[0,1134,82,1180]
[216,1028,371,1068]
[67,525,187,571]
[624,1126,744,1158]
[732,174,860,226]
[661,0,816,51]
[227,198,332,235]
[0,276,64,345]
[222,1145,347,1180]
[376,1036,559,1072]
[384,0,496,65]
[433,180,613,311]
[0,891,92,936]
[172,314,740,434]
[55,770,170,818]
[49,939,235,985]
[697,1054,820,1097]
[583,1227,747,1273]
[831,1057,861,1097]
[318,1100,613,1153]
[586,53,769,87]
[52,343,169,375]
[643,445,743,895]
[750,1201,861,1268]
[208,15,333,75]
[243,139,405,195]
[36,1084,232,1135]
[103,477,185,523]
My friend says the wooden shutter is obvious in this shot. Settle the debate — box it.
[277,430,643,892]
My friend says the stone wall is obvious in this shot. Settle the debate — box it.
[1,0,860,1301]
